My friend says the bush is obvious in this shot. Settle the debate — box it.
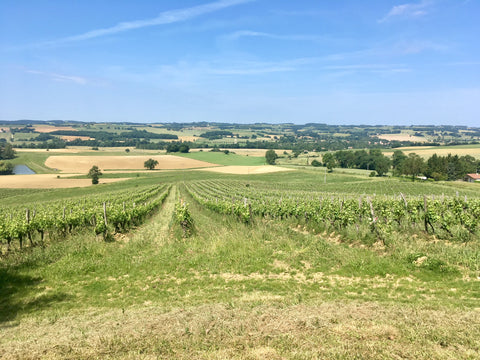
[0,161,14,175]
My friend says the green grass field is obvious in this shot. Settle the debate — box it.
[1,151,479,359]
[177,150,266,166]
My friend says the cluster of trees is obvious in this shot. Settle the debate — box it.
[9,126,35,133]
[15,139,67,149]
[50,129,178,141]
[326,149,391,176]
[0,142,15,175]
[322,148,480,181]
[199,130,234,140]
[390,151,480,180]
[166,142,190,153]
[416,153,478,181]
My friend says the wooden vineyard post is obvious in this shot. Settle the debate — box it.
[367,197,383,243]
[102,202,109,241]
[26,208,34,246]
[103,202,108,226]
[358,196,363,222]
[424,195,428,232]
[424,195,434,233]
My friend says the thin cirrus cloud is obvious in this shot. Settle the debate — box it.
[378,0,433,23]
[37,0,253,46]
[155,58,409,80]
[26,70,88,85]
[223,30,325,42]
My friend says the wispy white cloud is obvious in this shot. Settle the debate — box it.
[38,0,254,46]
[223,30,326,42]
[394,40,449,54]
[379,0,433,23]
[270,9,330,17]
[121,58,409,87]
[322,64,409,72]
[26,70,88,85]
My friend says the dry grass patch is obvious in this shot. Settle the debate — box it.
[45,155,218,173]
[33,125,77,133]
[376,134,429,142]
[1,302,478,359]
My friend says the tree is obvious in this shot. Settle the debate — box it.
[322,152,336,172]
[166,143,180,153]
[374,156,391,177]
[144,158,159,170]
[311,159,321,167]
[87,165,102,185]
[178,144,190,153]
[0,143,15,160]
[401,153,425,180]
[265,149,278,165]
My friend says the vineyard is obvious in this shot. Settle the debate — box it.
[0,184,170,250]
[186,179,480,243]
[1,170,480,359]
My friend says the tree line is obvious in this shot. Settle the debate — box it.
[322,149,480,181]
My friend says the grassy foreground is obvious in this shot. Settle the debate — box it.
[1,176,479,359]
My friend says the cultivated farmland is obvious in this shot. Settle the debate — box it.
[1,140,479,359]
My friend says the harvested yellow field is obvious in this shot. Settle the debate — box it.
[197,165,294,175]
[178,136,200,142]
[376,134,428,142]
[0,174,127,189]
[33,125,77,133]
[61,136,93,142]
[45,155,217,173]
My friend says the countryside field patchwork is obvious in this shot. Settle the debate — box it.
[1,148,479,359]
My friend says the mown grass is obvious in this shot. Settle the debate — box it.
[1,179,479,358]
[9,151,55,174]
[176,150,266,166]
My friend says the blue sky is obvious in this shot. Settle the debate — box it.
[0,0,479,126]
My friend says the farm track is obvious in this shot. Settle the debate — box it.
[131,184,177,245]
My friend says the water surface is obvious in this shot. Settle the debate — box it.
[13,165,36,175]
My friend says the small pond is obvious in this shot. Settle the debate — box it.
[13,165,36,175]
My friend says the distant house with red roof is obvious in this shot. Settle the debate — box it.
[465,173,480,183]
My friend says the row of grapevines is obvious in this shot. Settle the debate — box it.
[185,180,480,238]
[0,184,170,249]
